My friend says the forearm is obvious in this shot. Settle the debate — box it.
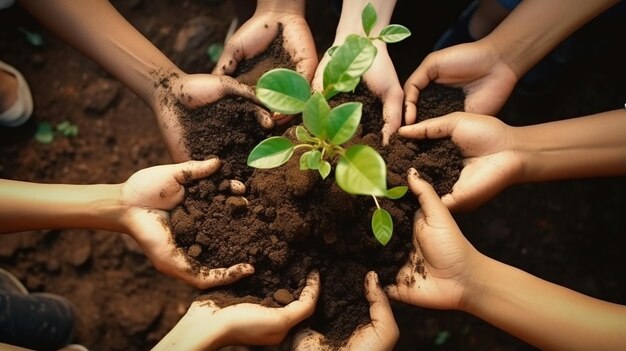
[18,0,181,107]
[255,0,305,16]
[0,180,125,234]
[513,109,626,182]
[464,255,626,350]
[484,0,619,78]
[335,0,396,41]
[152,311,226,351]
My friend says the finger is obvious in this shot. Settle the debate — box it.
[254,107,275,129]
[172,158,221,184]
[403,74,427,126]
[282,270,320,325]
[407,168,450,218]
[365,271,400,348]
[194,263,255,290]
[397,113,460,140]
[220,76,259,101]
[213,42,244,75]
[383,284,400,301]
[381,86,404,145]
[292,328,327,351]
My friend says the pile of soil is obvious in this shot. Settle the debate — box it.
[167,31,464,346]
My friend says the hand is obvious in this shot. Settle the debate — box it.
[153,271,320,351]
[118,158,254,289]
[152,73,274,162]
[293,271,398,351]
[385,169,482,310]
[398,112,524,211]
[213,2,317,82]
[313,43,403,146]
[404,41,518,125]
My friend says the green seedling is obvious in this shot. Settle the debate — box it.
[247,3,411,245]
[18,27,43,47]
[34,121,79,144]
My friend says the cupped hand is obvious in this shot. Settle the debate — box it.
[213,8,317,82]
[119,158,254,289]
[398,112,524,211]
[151,72,274,162]
[313,43,403,146]
[403,41,518,125]
[293,271,398,351]
[385,169,482,310]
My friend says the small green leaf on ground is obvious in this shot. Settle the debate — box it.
[247,137,295,169]
[18,27,43,47]
[35,122,54,144]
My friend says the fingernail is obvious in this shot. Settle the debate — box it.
[409,168,420,178]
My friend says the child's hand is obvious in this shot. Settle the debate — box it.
[213,4,317,83]
[385,169,483,311]
[151,73,274,162]
[398,112,524,211]
[293,271,398,351]
[403,41,518,125]
[119,158,254,289]
[153,271,320,351]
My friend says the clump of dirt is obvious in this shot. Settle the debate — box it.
[168,30,464,347]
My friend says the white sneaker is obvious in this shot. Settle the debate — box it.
[0,60,33,127]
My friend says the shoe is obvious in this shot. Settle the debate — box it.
[0,267,28,295]
[0,60,33,127]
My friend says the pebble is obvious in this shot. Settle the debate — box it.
[273,289,294,305]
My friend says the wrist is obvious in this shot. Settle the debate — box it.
[458,253,500,314]
[153,309,228,351]
[255,0,305,16]
[335,0,396,42]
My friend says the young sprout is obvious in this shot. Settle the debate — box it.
[247,2,411,245]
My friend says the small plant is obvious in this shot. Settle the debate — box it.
[34,120,79,144]
[206,42,223,63]
[247,3,410,245]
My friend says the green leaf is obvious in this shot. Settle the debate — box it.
[301,150,322,170]
[256,68,311,114]
[327,102,362,145]
[299,152,310,170]
[18,27,43,47]
[386,186,408,199]
[335,145,387,196]
[361,3,377,37]
[56,121,78,137]
[378,24,411,43]
[319,161,331,179]
[323,35,376,93]
[295,126,316,143]
[303,92,330,139]
[207,43,223,63]
[247,137,294,168]
[34,122,54,144]
[372,208,393,246]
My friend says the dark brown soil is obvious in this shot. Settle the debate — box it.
[169,30,464,346]
[1,1,625,350]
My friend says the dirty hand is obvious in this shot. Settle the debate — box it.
[385,169,482,310]
[153,271,320,351]
[151,73,274,162]
[212,1,317,82]
[403,41,518,125]
[313,42,403,146]
[293,271,398,351]
[398,112,523,211]
[118,158,254,289]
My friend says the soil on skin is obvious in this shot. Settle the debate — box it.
[1,1,626,350]
[169,30,464,346]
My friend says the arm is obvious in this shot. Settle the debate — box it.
[403,0,620,123]
[386,170,626,351]
[398,108,626,211]
[0,159,254,289]
[17,0,272,162]
[516,108,626,182]
[486,0,621,79]
[313,0,403,145]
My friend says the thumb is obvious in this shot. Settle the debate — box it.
[408,168,451,219]
[172,158,221,184]
[398,112,461,140]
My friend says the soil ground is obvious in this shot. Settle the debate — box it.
[1,1,625,351]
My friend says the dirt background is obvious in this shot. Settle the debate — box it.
[1,1,625,350]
